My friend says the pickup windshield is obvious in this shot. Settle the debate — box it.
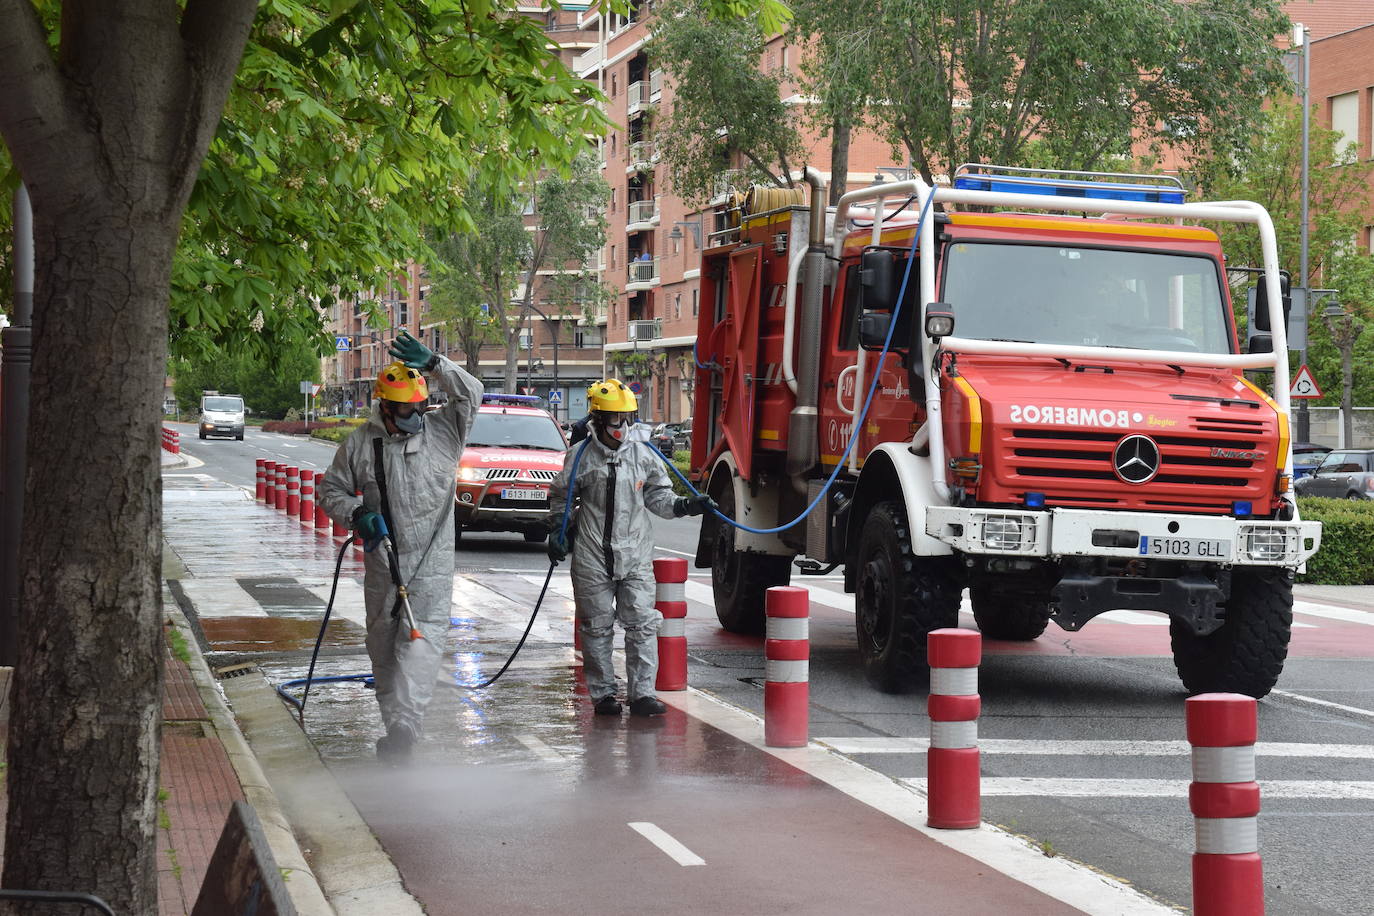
[940,242,1232,354]
[203,397,243,412]
[466,412,566,451]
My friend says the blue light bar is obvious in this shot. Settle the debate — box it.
[1024,492,1046,508]
[953,174,1185,205]
[482,393,543,405]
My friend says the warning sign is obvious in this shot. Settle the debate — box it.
[1289,364,1324,400]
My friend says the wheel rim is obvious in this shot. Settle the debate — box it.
[856,551,892,654]
[711,492,739,597]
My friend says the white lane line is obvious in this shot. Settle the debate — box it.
[659,689,1173,915]
[686,578,856,613]
[515,734,563,763]
[819,736,1374,759]
[654,546,695,558]
[1293,601,1374,626]
[1271,688,1374,722]
[627,822,706,866]
[900,777,1374,800]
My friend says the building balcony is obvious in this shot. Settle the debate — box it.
[572,44,603,73]
[626,198,659,231]
[627,140,657,173]
[626,258,660,291]
[649,69,663,101]
[626,80,650,117]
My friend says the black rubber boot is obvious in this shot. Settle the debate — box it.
[376,726,416,764]
[594,695,623,716]
[629,696,667,717]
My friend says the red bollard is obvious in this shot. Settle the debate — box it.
[927,628,981,829]
[264,461,278,508]
[654,557,689,691]
[275,463,288,511]
[1187,693,1263,916]
[255,459,267,500]
[286,466,300,516]
[299,469,315,523]
[764,586,809,748]
[314,473,332,533]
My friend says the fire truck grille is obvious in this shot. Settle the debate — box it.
[1004,416,1270,512]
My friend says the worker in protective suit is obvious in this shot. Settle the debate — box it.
[547,379,714,716]
[319,332,483,762]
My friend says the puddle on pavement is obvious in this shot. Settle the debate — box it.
[201,616,365,652]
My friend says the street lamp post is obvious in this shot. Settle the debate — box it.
[1295,22,1312,443]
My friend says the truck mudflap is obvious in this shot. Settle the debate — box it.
[926,506,1322,567]
[1051,569,1226,634]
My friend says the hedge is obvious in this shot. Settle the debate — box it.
[1295,497,1374,585]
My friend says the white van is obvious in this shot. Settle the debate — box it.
[199,393,246,440]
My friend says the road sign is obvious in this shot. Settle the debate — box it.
[299,380,313,394]
[335,335,351,351]
[628,381,643,394]
[310,384,322,397]
[1290,364,1324,400]
[520,387,535,396]
[548,390,563,404]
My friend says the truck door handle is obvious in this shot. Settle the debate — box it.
[837,365,858,416]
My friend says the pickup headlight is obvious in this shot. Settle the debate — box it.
[456,467,485,482]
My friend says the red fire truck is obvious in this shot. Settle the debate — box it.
[690,164,1321,698]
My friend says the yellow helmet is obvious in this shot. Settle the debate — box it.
[587,378,637,413]
[375,361,429,403]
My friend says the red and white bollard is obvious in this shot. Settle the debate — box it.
[298,469,315,523]
[1187,693,1263,916]
[275,463,288,511]
[314,473,332,534]
[764,585,809,748]
[264,461,278,508]
[286,466,300,516]
[654,557,689,691]
[255,459,267,500]
[927,628,981,829]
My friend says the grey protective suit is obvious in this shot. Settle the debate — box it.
[548,427,679,702]
[319,357,483,738]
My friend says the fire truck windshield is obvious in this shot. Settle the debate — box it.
[941,242,1232,354]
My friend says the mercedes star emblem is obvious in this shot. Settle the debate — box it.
[1113,435,1160,484]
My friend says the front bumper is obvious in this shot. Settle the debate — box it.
[455,481,551,530]
[926,506,1322,568]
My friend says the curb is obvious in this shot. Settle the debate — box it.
[165,605,334,915]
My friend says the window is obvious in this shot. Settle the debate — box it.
[518,328,533,350]
[419,285,428,300]
[691,289,698,316]
[575,327,604,347]
[675,294,681,319]
[398,301,408,327]
[611,74,617,97]
[1331,91,1359,162]
[611,245,617,269]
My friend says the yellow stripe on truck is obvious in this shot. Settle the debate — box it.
[1237,377,1288,470]
[952,377,983,453]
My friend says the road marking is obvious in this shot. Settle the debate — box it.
[819,736,1374,758]
[900,777,1374,800]
[515,734,563,763]
[1271,688,1374,722]
[1294,601,1374,626]
[627,822,705,866]
[659,689,1173,914]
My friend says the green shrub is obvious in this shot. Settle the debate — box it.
[310,427,354,443]
[1296,497,1374,585]
[669,455,693,498]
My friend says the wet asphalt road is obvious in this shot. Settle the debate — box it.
[166,425,1374,915]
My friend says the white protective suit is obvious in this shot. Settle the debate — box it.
[319,356,483,738]
[548,427,679,703]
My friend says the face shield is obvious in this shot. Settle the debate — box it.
[595,410,636,446]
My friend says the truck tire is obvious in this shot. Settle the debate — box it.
[1169,567,1292,698]
[970,584,1051,641]
[711,484,790,635]
[855,501,963,692]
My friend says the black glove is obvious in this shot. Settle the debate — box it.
[674,494,717,517]
[547,529,570,564]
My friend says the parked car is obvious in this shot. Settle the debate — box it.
[651,420,689,455]
[1294,449,1374,499]
[672,416,692,453]
[453,394,568,543]
[1292,442,1332,479]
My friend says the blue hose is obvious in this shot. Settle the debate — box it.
[661,193,934,535]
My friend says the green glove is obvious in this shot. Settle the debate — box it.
[547,530,569,564]
[389,331,437,370]
[353,510,387,551]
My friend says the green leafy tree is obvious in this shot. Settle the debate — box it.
[788,0,1291,188]
[172,344,322,419]
[0,0,786,906]
[649,0,806,202]
[426,229,505,377]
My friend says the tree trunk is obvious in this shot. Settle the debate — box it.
[504,330,521,392]
[0,4,256,911]
[829,116,851,206]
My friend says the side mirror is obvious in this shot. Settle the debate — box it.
[859,312,893,350]
[1248,332,1273,354]
[859,249,896,312]
[924,302,955,339]
[244,407,253,415]
[1251,270,1291,333]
